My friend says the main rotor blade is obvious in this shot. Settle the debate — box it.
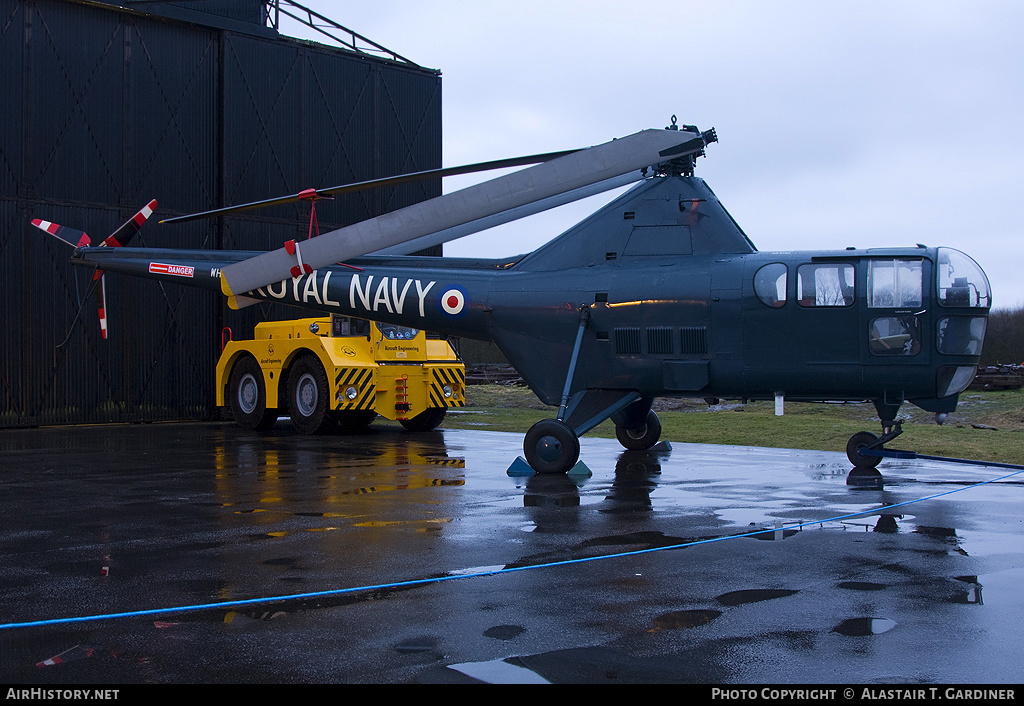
[219,128,713,298]
[159,149,579,224]
[370,171,644,256]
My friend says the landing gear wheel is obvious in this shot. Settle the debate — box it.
[287,355,335,435]
[524,419,580,474]
[400,407,447,432]
[228,356,277,431]
[847,431,881,468]
[615,410,662,451]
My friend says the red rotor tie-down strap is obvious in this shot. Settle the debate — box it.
[284,239,313,278]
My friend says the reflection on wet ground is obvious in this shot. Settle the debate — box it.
[716,589,800,607]
[833,617,897,636]
[1,422,1023,683]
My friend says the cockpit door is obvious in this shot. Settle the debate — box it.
[861,257,931,369]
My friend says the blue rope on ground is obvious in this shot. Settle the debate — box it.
[3,459,1022,632]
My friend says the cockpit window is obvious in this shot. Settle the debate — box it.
[937,248,991,308]
[797,263,855,307]
[331,315,369,337]
[867,259,922,309]
[376,322,420,340]
[754,263,787,308]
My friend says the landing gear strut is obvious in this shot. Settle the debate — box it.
[523,305,658,474]
[524,307,590,474]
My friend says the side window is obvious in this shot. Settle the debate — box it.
[797,263,855,307]
[867,259,923,309]
[937,316,987,355]
[754,263,787,308]
[869,316,922,356]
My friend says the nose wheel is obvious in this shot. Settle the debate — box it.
[846,421,904,468]
[846,431,882,468]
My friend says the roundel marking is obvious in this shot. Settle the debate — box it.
[439,286,467,317]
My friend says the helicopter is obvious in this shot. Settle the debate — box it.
[33,121,993,474]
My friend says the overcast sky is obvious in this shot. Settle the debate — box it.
[283,1,1023,308]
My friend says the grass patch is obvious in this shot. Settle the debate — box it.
[444,385,1024,466]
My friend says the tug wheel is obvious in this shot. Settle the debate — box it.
[847,431,882,468]
[287,355,336,435]
[615,410,662,451]
[228,356,277,431]
[524,419,580,474]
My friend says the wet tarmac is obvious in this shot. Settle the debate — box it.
[1,420,1022,684]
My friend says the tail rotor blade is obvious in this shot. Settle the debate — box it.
[32,200,155,340]
[104,199,157,247]
[32,219,90,247]
[32,200,157,249]
[95,273,108,340]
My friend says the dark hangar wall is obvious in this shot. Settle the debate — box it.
[0,0,441,427]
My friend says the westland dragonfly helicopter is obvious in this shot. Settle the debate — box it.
[33,120,992,474]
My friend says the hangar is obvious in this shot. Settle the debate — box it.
[0,0,441,426]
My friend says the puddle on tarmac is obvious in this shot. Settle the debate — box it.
[447,564,506,576]
[841,513,908,533]
[716,589,799,607]
[950,576,984,605]
[837,581,887,591]
[484,624,526,640]
[395,636,437,654]
[448,657,550,684]
[833,617,897,636]
[713,506,790,527]
[581,530,688,550]
[749,526,800,541]
[914,525,959,541]
[650,609,723,631]
[949,569,1024,607]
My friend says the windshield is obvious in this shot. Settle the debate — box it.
[936,248,991,308]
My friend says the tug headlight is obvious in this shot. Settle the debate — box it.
[442,385,453,399]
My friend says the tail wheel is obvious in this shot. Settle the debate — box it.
[615,410,662,450]
[228,356,277,431]
[524,419,580,474]
[287,355,336,435]
[400,407,447,432]
[847,431,882,468]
